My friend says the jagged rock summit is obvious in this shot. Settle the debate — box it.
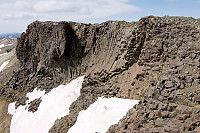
[0,16,199,132]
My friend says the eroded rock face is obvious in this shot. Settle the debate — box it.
[3,22,86,105]
[16,21,83,76]
[106,16,200,133]
[1,16,200,132]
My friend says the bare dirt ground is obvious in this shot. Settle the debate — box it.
[0,97,12,133]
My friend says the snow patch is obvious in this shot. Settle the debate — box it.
[26,88,45,104]
[0,43,13,51]
[0,60,10,71]
[8,102,16,115]
[0,43,12,49]
[68,97,139,133]
[7,44,13,46]
[9,76,85,133]
[0,44,5,49]
[0,53,8,56]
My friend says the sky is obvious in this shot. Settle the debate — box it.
[0,0,199,33]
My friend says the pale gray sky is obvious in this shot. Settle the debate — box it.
[0,0,199,33]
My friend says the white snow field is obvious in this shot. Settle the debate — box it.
[0,60,10,71]
[9,76,85,133]
[8,75,139,133]
[68,97,139,133]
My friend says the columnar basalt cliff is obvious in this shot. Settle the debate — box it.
[0,16,200,132]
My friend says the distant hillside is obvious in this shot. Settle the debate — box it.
[0,33,21,38]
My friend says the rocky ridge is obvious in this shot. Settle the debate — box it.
[0,16,199,132]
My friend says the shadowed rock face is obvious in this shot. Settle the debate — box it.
[1,16,200,132]
[16,21,83,80]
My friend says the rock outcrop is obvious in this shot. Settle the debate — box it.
[0,16,199,132]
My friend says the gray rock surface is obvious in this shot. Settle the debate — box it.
[0,16,199,133]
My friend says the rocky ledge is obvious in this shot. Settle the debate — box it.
[0,16,199,132]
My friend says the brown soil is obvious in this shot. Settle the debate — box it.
[0,97,12,133]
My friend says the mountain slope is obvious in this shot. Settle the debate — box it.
[0,38,18,133]
[0,16,199,132]
[0,33,21,38]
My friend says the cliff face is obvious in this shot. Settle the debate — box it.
[1,16,200,132]
[16,21,83,76]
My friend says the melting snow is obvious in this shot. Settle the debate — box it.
[68,97,139,133]
[8,75,139,133]
[0,44,13,49]
[26,88,45,104]
[0,60,10,71]
[0,44,5,49]
[0,44,13,51]
[0,43,13,54]
[0,53,8,56]
[8,102,16,115]
[0,43,13,52]
[9,76,85,133]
